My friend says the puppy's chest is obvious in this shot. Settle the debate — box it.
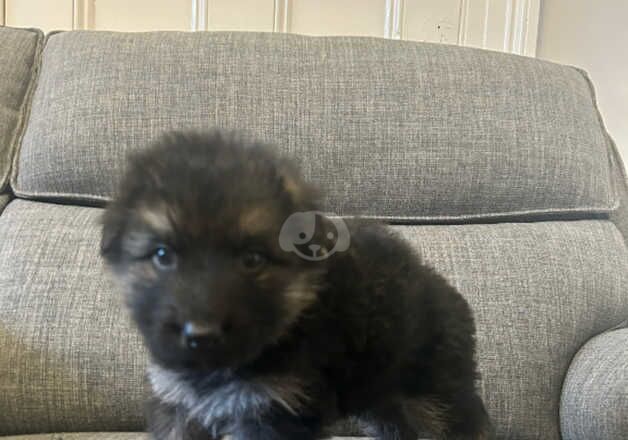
[148,364,307,435]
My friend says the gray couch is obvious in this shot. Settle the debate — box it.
[1,25,627,440]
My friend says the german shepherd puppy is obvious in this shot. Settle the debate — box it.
[101,131,492,440]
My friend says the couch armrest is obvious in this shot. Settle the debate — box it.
[560,326,628,440]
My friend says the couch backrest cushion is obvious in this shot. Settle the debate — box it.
[12,31,618,221]
[0,26,42,193]
[1,199,627,437]
[604,94,628,241]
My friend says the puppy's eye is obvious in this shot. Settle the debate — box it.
[241,251,267,271]
[152,246,177,271]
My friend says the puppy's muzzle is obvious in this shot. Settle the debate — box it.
[181,321,223,350]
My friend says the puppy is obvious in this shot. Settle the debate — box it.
[101,131,492,440]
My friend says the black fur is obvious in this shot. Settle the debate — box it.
[101,131,492,440]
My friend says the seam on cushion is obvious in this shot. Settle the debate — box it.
[603,320,628,332]
[0,27,44,193]
[45,30,66,40]
[6,28,45,195]
[335,208,612,223]
[9,187,617,222]
[571,66,623,213]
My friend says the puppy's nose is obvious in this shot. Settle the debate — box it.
[181,321,223,350]
[308,244,321,255]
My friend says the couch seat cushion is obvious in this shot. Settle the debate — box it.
[0,435,373,440]
[1,200,628,439]
[0,435,148,440]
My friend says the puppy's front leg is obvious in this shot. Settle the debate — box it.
[358,400,418,440]
[232,412,320,440]
[146,397,216,440]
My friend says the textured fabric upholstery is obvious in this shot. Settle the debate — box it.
[608,141,628,240]
[0,201,148,435]
[2,200,627,439]
[0,435,149,440]
[0,435,374,440]
[579,65,628,241]
[14,31,617,221]
[0,26,42,193]
[610,170,628,241]
[395,223,628,439]
[560,327,628,440]
[0,194,10,215]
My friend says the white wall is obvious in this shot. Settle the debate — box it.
[537,0,628,162]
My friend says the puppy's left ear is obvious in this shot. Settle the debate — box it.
[100,205,126,262]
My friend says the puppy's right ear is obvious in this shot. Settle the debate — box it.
[276,159,319,208]
[100,206,126,262]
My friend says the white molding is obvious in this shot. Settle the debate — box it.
[457,0,469,45]
[384,0,403,39]
[481,0,490,48]
[0,0,5,26]
[384,0,393,38]
[458,0,540,56]
[503,0,514,51]
[506,0,540,56]
[191,0,208,31]
[273,0,289,33]
[72,0,92,30]
[522,0,540,57]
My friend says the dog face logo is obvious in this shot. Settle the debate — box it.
[279,211,350,261]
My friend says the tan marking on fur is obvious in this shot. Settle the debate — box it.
[282,175,309,204]
[120,203,178,260]
[402,396,451,438]
[239,207,273,235]
[280,272,320,331]
[121,228,156,258]
[117,261,159,293]
[255,271,273,283]
[137,204,173,235]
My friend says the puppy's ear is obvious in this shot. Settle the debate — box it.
[100,206,126,261]
[277,159,319,207]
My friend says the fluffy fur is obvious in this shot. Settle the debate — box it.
[101,131,493,440]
